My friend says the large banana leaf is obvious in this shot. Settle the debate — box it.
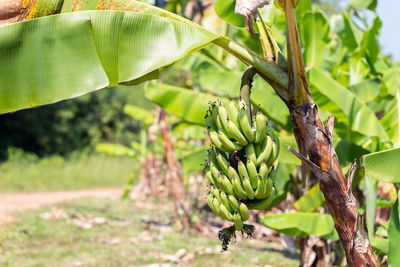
[381,91,400,144]
[301,11,330,69]
[96,143,137,158]
[124,104,154,126]
[199,70,241,97]
[145,83,217,126]
[213,0,245,27]
[365,176,378,238]
[388,195,400,266]
[330,13,362,51]
[262,212,338,241]
[0,7,218,114]
[181,147,208,173]
[363,147,400,183]
[347,78,380,103]
[294,184,325,212]
[309,68,388,140]
[278,136,301,165]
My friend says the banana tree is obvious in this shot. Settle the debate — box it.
[1,0,399,265]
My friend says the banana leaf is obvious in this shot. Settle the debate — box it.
[347,78,380,103]
[123,104,154,126]
[145,83,217,126]
[213,0,245,27]
[363,147,400,183]
[309,68,389,140]
[262,212,338,241]
[388,195,400,266]
[294,184,325,212]
[301,11,330,69]
[0,2,218,114]
[381,91,400,144]
[96,143,137,158]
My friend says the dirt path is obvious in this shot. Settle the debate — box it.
[0,188,123,225]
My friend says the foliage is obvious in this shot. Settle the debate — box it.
[262,212,338,240]
[0,149,135,192]
[0,85,151,158]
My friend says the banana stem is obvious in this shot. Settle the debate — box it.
[213,37,289,102]
[284,0,313,108]
[239,67,257,123]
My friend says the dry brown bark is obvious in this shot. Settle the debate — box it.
[289,107,377,266]
[158,108,191,230]
[280,0,378,265]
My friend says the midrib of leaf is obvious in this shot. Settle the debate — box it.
[397,90,400,146]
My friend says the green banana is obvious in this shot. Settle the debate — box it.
[219,190,234,213]
[219,202,234,222]
[264,176,273,198]
[254,142,262,157]
[254,175,266,199]
[217,104,232,138]
[232,176,248,200]
[225,100,240,127]
[246,159,258,189]
[216,172,226,191]
[254,111,268,143]
[237,160,250,181]
[207,194,217,213]
[222,174,237,197]
[212,196,221,215]
[228,195,240,211]
[205,169,217,186]
[227,166,239,180]
[208,130,226,152]
[233,211,244,231]
[210,186,221,201]
[245,143,257,166]
[246,187,275,210]
[216,152,229,176]
[257,135,273,166]
[239,202,250,221]
[210,162,220,182]
[226,119,248,146]
[267,141,277,166]
[211,104,223,131]
[238,101,254,142]
[259,161,269,179]
[218,130,242,152]
[242,176,255,199]
[268,128,280,155]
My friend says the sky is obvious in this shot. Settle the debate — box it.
[377,0,400,60]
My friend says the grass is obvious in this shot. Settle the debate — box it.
[0,197,299,267]
[0,153,137,192]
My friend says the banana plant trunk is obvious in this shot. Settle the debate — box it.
[282,0,378,265]
[158,107,191,230]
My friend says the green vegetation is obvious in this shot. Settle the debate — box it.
[0,150,136,192]
[0,198,298,267]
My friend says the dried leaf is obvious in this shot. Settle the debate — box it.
[235,0,273,33]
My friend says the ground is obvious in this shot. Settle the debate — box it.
[0,197,298,266]
[0,153,298,266]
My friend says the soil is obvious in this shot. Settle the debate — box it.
[0,188,123,225]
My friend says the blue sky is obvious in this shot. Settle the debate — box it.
[377,0,400,60]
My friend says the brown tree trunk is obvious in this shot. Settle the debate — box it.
[289,107,377,266]
[157,108,191,230]
[281,0,378,265]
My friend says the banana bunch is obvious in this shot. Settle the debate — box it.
[204,99,280,234]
